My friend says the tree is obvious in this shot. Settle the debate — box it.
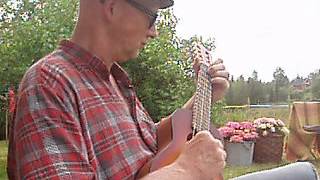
[227,75,249,105]
[247,70,265,104]
[272,67,289,102]
[311,77,320,99]
[251,70,258,81]
[0,0,78,87]
[308,69,320,80]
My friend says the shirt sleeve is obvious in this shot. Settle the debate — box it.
[7,84,95,179]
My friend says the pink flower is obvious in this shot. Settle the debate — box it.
[218,127,234,138]
[234,129,245,136]
[220,121,257,142]
[243,132,259,141]
[240,121,254,129]
[226,122,241,129]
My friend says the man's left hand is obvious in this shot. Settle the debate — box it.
[207,58,230,102]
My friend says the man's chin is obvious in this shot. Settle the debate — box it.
[128,50,141,59]
[118,51,140,62]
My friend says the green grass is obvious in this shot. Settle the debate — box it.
[214,107,291,127]
[0,141,7,180]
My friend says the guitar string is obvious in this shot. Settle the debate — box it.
[192,44,213,136]
[193,64,211,134]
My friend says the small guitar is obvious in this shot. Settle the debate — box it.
[137,42,223,179]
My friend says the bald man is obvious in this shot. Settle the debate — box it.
[7,0,229,179]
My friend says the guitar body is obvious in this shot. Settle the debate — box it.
[152,109,193,171]
[136,109,192,178]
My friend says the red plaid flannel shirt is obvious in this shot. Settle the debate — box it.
[8,40,158,179]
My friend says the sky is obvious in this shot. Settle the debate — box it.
[173,0,320,82]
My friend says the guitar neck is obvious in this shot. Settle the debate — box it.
[192,64,212,136]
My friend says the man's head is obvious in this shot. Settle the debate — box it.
[100,0,174,10]
[73,0,174,67]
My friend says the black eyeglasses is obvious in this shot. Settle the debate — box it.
[126,0,158,28]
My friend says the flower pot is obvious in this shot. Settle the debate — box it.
[253,133,284,163]
[225,141,255,166]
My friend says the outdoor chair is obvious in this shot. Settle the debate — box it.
[286,101,320,161]
[303,125,320,159]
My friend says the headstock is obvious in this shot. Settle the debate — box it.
[191,42,213,67]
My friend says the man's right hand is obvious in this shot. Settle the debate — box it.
[174,131,226,180]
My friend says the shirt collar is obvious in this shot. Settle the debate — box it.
[58,40,133,88]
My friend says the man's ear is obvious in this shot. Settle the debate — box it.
[102,0,117,21]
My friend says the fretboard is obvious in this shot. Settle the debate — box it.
[192,63,212,136]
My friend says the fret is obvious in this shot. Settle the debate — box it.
[192,42,213,135]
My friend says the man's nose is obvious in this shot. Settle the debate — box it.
[147,25,159,39]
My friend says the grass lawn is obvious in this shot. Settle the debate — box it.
[0,141,7,180]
